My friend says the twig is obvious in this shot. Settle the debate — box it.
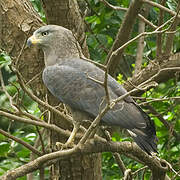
[86,73,104,86]
[26,71,42,86]
[100,0,127,11]
[81,56,106,70]
[104,70,110,105]
[14,67,73,125]
[142,0,180,19]
[107,16,175,69]
[103,130,126,174]
[139,96,180,105]
[0,69,18,111]
[172,170,180,180]
[15,25,33,67]
[77,104,109,145]
[36,127,46,154]
[0,110,74,138]
[16,109,44,122]
[123,169,132,180]
[126,80,147,91]
[145,105,180,140]
[137,14,157,29]
[164,160,180,178]
[132,166,148,176]
[100,0,157,29]
[0,128,42,156]
[112,81,158,107]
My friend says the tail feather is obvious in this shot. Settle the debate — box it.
[128,105,158,155]
[128,129,158,155]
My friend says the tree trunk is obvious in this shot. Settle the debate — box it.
[0,0,102,179]
[41,0,89,57]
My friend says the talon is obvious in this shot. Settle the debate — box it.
[56,141,75,150]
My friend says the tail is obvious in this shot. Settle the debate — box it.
[128,111,158,155]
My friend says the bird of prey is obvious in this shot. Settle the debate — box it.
[27,25,157,155]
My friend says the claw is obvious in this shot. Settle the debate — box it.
[56,121,80,150]
[56,141,74,150]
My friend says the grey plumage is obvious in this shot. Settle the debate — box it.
[27,25,158,155]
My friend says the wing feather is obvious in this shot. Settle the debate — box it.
[42,58,157,154]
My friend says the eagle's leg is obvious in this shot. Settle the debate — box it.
[56,121,80,149]
[66,121,80,146]
[56,108,92,149]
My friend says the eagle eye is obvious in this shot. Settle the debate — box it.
[41,31,49,36]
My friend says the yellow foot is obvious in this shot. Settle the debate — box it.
[56,141,75,150]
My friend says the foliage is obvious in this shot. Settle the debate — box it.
[29,0,46,22]
[0,53,42,178]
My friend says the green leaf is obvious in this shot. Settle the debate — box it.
[0,142,10,156]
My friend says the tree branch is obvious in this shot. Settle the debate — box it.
[124,59,180,94]
[0,110,74,138]
[164,1,180,56]
[1,140,169,180]
[142,0,180,19]
[156,0,165,60]
[100,0,157,29]
[14,68,73,125]
[134,5,150,76]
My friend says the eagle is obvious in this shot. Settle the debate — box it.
[27,25,157,155]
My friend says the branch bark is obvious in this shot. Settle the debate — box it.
[156,0,165,60]
[124,57,180,95]
[134,5,150,76]
[1,140,169,180]
[164,1,180,56]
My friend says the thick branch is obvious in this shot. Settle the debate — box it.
[134,5,150,76]
[164,1,180,56]
[1,140,169,180]
[124,57,180,94]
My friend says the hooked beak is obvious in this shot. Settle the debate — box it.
[27,35,41,47]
